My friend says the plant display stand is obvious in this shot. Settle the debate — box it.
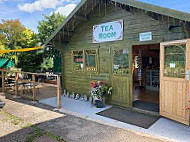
[146,70,159,91]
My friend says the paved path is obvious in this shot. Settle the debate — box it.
[0,95,171,142]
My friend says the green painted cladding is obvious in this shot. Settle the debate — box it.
[59,4,188,108]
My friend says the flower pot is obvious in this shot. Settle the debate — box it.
[95,100,104,108]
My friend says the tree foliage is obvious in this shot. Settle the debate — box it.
[0,13,65,73]
[0,19,26,49]
[17,30,43,71]
[0,19,42,70]
[41,57,54,72]
[17,51,43,72]
[37,13,65,72]
[37,12,65,44]
[20,29,38,48]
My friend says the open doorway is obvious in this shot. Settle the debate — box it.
[132,44,160,113]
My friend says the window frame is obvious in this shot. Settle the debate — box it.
[84,49,99,72]
[163,43,187,78]
[71,49,99,73]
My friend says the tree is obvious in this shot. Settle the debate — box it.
[17,30,43,72]
[0,34,7,46]
[0,19,26,49]
[0,19,43,71]
[37,13,65,72]
[17,51,43,72]
[0,19,26,64]
[38,12,65,44]
[40,57,54,72]
[20,29,38,48]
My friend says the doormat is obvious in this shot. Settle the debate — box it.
[133,100,159,112]
[97,107,160,129]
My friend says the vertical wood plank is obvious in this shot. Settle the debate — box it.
[186,39,190,121]
[32,74,36,101]
[57,75,62,109]
[2,71,5,93]
[15,72,18,96]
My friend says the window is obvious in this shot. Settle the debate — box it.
[73,51,84,71]
[72,49,98,72]
[164,44,186,78]
[113,49,129,74]
[85,50,97,71]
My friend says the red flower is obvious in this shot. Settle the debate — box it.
[90,82,98,88]
[98,81,104,85]
[186,107,190,110]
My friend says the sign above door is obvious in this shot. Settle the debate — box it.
[139,32,152,42]
[93,20,123,43]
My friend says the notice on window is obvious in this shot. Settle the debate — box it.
[170,63,176,68]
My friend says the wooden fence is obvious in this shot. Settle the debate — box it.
[0,69,62,109]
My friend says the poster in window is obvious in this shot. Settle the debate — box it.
[164,44,186,78]
[73,51,84,71]
[85,50,97,71]
[113,49,129,74]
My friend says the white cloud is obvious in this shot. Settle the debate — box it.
[53,4,76,17]
[18,0,63,13]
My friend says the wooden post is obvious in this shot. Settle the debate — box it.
[2,71,5,93]
[57,75,61,109]
[32,74,36,101]
[15,72,18,96]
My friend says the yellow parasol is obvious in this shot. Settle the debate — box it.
[0,46,44,54]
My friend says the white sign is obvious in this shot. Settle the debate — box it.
[139,32,152,41]
[186,70,190,81]
[170,63,176,68]
[93,20,123,43]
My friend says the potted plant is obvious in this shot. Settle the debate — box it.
[90,80,112,108]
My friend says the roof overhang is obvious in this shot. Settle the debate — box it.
[45,0,190,46]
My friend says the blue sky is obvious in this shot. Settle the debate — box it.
[0,0,190,33]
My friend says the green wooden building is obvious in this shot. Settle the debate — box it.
[46,0,190,125]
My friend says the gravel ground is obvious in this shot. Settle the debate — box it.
[0,94,171,142]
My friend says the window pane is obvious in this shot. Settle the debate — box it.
[85,50,97,71]
[113,49,129,74]
[164,44,186,78]
[73,51,84,71]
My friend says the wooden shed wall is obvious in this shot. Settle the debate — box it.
[59,3,188,108]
